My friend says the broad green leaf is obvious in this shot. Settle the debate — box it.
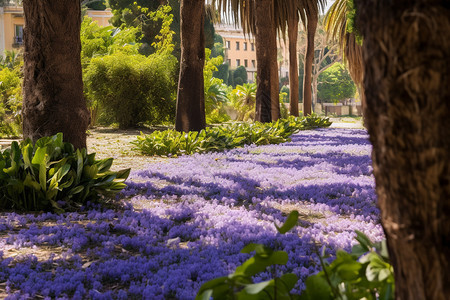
[39,162,47,191]
[23,174,41,191]
[279,273,298,292]
[32,147,48,165]
[354,230,373,251]
[303,275,333,300]
[275,210,299,234]
[241,243,260,254]
[244,279,273,294]
[115,168,131,180]
[96,158,113,173]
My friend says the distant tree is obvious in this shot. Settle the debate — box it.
[298,19,340,109]
[211,33,225,58]
[83,0,107,10]
[213,63,229,83]
[109,0,215,60]
[233,66,248,86]
[317,62,356,103]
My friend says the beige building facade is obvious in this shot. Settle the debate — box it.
[0,6,113,55]
[215,23,291,83]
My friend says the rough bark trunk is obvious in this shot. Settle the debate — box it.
[302,11,317,116]
[270,26,280,121]
[288,14,299,117]
[355,0,450,299]
[254,0,273,123]
[22,0,90,149]
[175,0,206,132]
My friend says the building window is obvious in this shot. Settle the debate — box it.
[244,42,247,51]
[226,41,230,49]
[251,43,255,51]
[251,60,256,68]
[14,25,24,46]
[236,59,241,66]
[227,59,231,65]
[236,41,240,50]
[244,59,248,67]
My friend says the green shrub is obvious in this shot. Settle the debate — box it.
[230,83,256,121]
[132,115,332,157]
[0,133,130,212]
[300,231,394,300]
[233,65,248,85]
[318,63,356,103]
[0,65,23,138]
[84,52,177,128]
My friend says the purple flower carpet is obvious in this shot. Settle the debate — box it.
[0,128,384,299]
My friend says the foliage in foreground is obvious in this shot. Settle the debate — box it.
[0,51,23,138]
[196,211,301,300]
[197,211,394,300]
[132,115,332,156]
[300,231,394,300]
[0,133,130,212]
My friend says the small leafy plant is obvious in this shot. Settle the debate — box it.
[196,211,301,300]
[300,231,394,300]
[0,133,130,212]
[132,115,332,157]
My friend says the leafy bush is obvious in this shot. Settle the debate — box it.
[132,115,332,156]
[230,83,257,121]
[0,60,23,138]
[233,66,248,86]
[84,52,177,128]
[0,133,130,212]
[196,211,300,299]
[204,49,230,124]
[318,63,356,103]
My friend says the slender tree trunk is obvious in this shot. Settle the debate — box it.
[22,0,90,149]
[302,11,317,116]
[175,0,206,132]
[254,0,274,123]
[288,13,299,117]
[356,0,450,299]
[270,26,280,121]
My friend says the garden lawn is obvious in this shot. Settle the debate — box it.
[0,128,384,299]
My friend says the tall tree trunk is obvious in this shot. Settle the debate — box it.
[288,13,299,117]
[254,0,273,123]
[175,0,206,132]
[270,26,280,121]
[356,0,450,299]
[302,11,317,116]
[22,0,90,149]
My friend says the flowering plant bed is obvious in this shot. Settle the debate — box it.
[0,128,383,299]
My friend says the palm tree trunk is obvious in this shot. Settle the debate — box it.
[302,11,317,116]
[356,1,450,299]
[22,0,90,149]
[254,0,274,123]
[270,26,280,121]
[288,13,299,117]
[175,0,206,132]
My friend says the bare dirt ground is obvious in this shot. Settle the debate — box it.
[0,127,167,172]
[86,127,167,171]
[0,118,364,172]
